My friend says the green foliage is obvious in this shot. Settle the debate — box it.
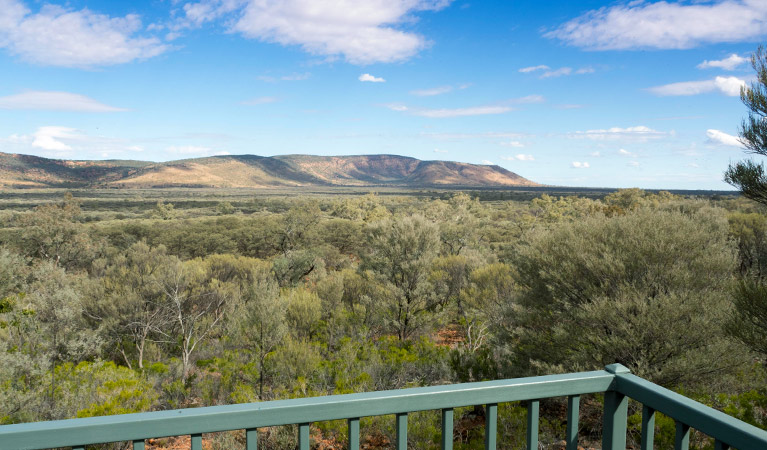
[507,207,744,388]
[2,189,765,449]
[362,214,441,339]
[726,45,767,205]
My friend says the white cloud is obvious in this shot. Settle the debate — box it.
[411,106,512,118]
[385,103,409,112]
[519,65,549,73]
[0,91,126,112]
[618,148,637,157]
[433,148,447,153]
[648,76,746,96]
[589,151,601,157]
[32,126,78,151]
[546,0,767,50]
[627,161,640,167]
[540,67,572,79]
[535,66,594,79]
[410,83,469,96]
[359,73,386,83]
[571,126,668,141]
[511,94,545,104]
[698,54,749,70]
[241,96,279,105]
[481,159,494,165]
[501,141,525,148]
[222,0,452,64]
[706,129,744,147]
[388,103,511,118]
[516,154,534,161]
[687,163,700,168]
[411,86,452,96]
[0,0,167,67]
[571,161,590,169]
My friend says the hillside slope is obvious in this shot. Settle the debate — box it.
[0,152,539,188]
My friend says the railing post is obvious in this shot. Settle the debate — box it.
[246,428,258,450]
[348,418,360,450]
[485,403,498,450]
[191,433,202,450]
[441,408,454,450]
[526,400,539,450]
[675,421,690,450]
[566,395,580,450]
[133,439,145,450]
[396,413,408,450]
[299,423,310,450]
[603,364,630,450]
[640,405,655,450]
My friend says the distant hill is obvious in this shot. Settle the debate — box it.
[0,152,539,188]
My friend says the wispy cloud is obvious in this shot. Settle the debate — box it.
[359,73,386,83]
[501,154,535,161]
[618,148,637,157]
[0,91,126,112]
[387,103,512,118]
[501,141,524,148]
[411,106,512,118]
[0,0,167,67]
[570,126,668,142]
[410,83,470,96]
[571,161,590,169]
[433,148,448,153]
[706,129,744,147]
[546,0,767,50]
[519,65,549,73]
[698,54,749,70]
[627,161,640,167]
[648,76,746,97]
[529,66,595,79]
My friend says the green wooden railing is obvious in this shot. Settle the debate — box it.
[1,364,766,450]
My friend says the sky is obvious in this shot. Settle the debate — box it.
[0,0,765,189]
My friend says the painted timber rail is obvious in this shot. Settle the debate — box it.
[1,364,766,450]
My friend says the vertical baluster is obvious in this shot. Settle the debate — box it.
[191,433,202,450]
[348,418,360,450]
[299,423,311,450]
[441,408,454,450]
[714,439,729,450]
[640,405,655,450]
[566,396,579,450]
[396,413,408,450]
[674,421,690,450]
[485,403,498,450]
[602,391,628,450]
[246,428,258,450]
[133,439,145,450]
[526,400,539,450]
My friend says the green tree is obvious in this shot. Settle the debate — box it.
[86,242,175,370]
[507,208,743,388]
[725,45,767,204]
[232,260,285,399]
[362,215,441,340]
[17,193,100,270]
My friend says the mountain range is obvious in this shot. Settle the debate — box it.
[0,152,539,188]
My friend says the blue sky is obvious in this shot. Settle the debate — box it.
[0,0,765,189]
